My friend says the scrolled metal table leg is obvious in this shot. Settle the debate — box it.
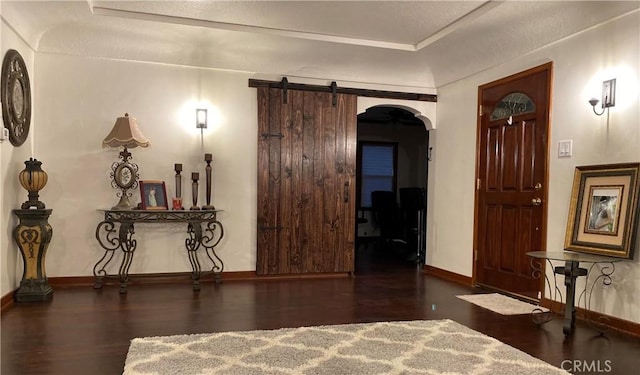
[202,220,224,284]
[529,257,554,325]
[577,262,616,335]
[117,222,136,294]
[94,221,120,289]
[186,222,203,291]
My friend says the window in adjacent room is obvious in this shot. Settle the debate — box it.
[357,142,398,207]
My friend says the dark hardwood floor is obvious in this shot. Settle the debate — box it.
[2,241,639,375]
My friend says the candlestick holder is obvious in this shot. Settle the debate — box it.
[190,172,200,210]
[203,153,215,210]
[174,163,184,210]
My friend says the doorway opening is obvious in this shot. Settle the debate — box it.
[355,105,430,273]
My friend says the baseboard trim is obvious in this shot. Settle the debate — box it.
[1,291,15,312]
[422,265,473,287]
[48,272,228,287]
[541,297,640,338]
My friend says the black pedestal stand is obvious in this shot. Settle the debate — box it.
[13,209,54,302]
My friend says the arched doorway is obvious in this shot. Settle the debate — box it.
[355,104,431,272]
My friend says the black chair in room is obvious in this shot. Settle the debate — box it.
[370,191,405,251]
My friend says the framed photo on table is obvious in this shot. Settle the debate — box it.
[564,163,640,259]
[139,180,168,210]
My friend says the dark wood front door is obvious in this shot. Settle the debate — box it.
[474,63,552,298]
[256,87,357,275]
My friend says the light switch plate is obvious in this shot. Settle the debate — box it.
[558,140,573,158]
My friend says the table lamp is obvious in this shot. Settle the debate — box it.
[102,113,150,209]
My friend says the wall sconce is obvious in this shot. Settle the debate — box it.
[196,108,208,129]
[196,108,208,151]
[589,79,616,116]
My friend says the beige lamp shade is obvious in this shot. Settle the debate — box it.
[102,113,150,149]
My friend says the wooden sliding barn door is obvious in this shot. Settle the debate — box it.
[256,87,357,275]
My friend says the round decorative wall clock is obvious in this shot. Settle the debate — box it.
[1,49,31,147]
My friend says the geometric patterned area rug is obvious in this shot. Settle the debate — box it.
[457,293,550,315]
[124,319,567,374]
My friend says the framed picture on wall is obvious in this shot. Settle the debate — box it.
[139,180,168,210]
[564,163,640,259]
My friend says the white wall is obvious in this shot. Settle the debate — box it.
[1,18,37,298]
[31,54,257,278]
[429,12,640,323]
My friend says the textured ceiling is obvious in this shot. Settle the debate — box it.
[3,1,639,89]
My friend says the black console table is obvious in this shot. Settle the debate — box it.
[94,209,224,294]
[526,251,623,335]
